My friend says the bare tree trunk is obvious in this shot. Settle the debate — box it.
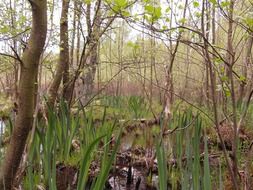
[80,47,98,104]
[201,0,238,188]
[70,1,77,67]
[226,0,239,184]
[211,0,217,105]
[10,0,19,100]
[183,36,191,98]
[77,1,101,105]
[73,2,81,102]
[162,0,188,130]
[47,0,70,107]
[115,20,124,96]
[205,0,211,108]
[67,0,116,106]
[150,33,154,106]
[142,17,147,97]
[75,2,81,67]
[0,0,47,189]
[239,35,253,103]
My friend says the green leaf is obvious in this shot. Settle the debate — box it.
[122,10,130,17]
[144,5,162,22]
[156,142,168,190]
[203,136,211,190]
[153,7,162,20]
[225,89,231,97]
[165,7,170,13]
[0,25,9,34]
[221,1,230,8]
[221,75,228,82]
[77,135,106,190]
[165,18,170,23]
[194,12,201,18]
[144,5,154,13]
[245,17,253,28]
[115,0,127,7]
[214,57,223,65]
[85,0,91,4]
[193,1,200,8]
[179,18,187,24]
[239,76,246,82]
[208,0,217,4]
[162,25,168,30]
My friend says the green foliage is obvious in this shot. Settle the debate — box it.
[158,109,213,189]
[156,141,168,190]
[107,0,131,16]
[128,96,147,118]
[179,18,187,25]
[115,0,128,8]
[92,126,122,190]
[193,1,200,8]
[192,117,201,190]
[76,108,123,190]
[77,135,105,190]
[208,0,217,4]
[203,137,212,190]
[57,101,79,161]
[220,1,230,8]
[25,132,42,190]
[127,41,141,56]
[144,4,162,22]
[244,16,253,29]
[23,102,122,189]
[99,95,150,119]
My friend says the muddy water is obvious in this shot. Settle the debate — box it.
[108,167,158,190]
[110,126,162,190]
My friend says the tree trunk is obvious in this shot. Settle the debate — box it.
[0,0,47,189]
[78,47,98,104]
[70,1,77,67]
[226,1,239,184]
[239,35,253,103]
[48,0,70,107]
[76,1,101,105]
[10,0,19,100]
[162,0,188,129]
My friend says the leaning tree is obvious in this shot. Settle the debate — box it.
[0,0,47,189]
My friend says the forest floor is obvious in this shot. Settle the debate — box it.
[1,96,253,190]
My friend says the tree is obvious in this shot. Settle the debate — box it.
[77,0,102,105]
[0,0,47,188]
[48,0,70,107]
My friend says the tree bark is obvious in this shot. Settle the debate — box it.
[162,0,188,130]
[70,1,77,67]
[76,1,101,105]
[0,0,47,189]
[201,0,238,188]
[48,0,70,107]
[226,0,239,184]
[239,35,253,102]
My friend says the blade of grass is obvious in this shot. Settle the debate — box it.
[203,136,211,190]
[156,141,168,190]
[77,135,106,190]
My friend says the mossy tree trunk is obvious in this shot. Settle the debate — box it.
[0,0,47,189]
